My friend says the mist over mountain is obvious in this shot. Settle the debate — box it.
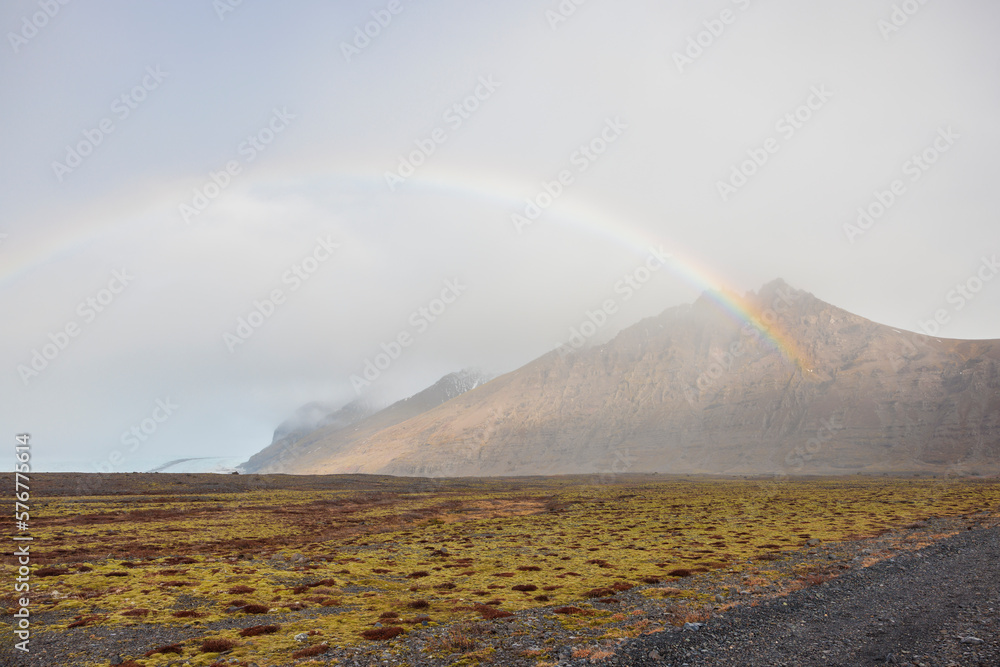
[242,280,1000,477]
[241,368,492,473]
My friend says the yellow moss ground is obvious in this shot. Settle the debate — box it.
[9,477,1000,666]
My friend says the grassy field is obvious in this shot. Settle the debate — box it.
[5,473,1000,666]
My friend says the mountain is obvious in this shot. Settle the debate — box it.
[240,369,492,473]
[239,398,376,473]
[245,280,1000,477]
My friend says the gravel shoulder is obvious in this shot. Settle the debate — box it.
[603,521,1000,667]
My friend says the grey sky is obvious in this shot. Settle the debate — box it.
[2,0,998,472]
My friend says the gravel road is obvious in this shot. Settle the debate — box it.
[601,524,999,667]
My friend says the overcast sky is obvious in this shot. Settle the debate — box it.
[2,0,998,472]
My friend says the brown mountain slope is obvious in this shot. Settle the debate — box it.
[267,280,1000,476]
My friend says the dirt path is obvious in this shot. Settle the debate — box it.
[605,525,1000,667]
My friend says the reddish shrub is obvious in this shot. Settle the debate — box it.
[379,611,400,619]
[201,638,237,653]
[242,604,270,614]
[121,608,150,617]
[584,587,615,598]
[666,569,692,578]
[407,571,429,578]
[35,567,70,577]
[163,556,197,565]
[475,604,514,620]
[172,610,204,618]
[291,643,330,658]
[240,624,280,637]
[553,606,584,614]
[409,599,430,609]
[227,585,255,594]
[145,643,183,656]
[403,614,432,624]
[360,627,405,641]
[512,584,537,592]
[517,565,542,571]
[104,571,129,577]
[67,615,102,628]
[611,582,634,592]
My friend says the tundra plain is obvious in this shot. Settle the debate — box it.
[4,473,999,666]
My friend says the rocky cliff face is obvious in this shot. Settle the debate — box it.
[244,280,1000,477]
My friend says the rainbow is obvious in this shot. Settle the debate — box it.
[3,167,809,367]
[394,167,810,368]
